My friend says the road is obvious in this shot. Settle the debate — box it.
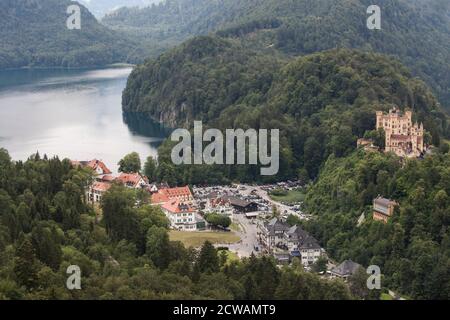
[216,213,260,258]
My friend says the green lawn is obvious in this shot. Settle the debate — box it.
[169,230,241,248]
[269,189,306,205]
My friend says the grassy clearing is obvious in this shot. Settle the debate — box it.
[169,230,240,248]
[269,189,306,205]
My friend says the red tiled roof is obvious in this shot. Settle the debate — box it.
[162,200,195,214]
[92,181,112,192]
[116,173,148,188]
[87,160,112,175]
[151,186,192,204]
[151,192,170,204]
[164,186,192,198]
[71,159,112,175]
[100,175,114,182]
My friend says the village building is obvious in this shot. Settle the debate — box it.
[161,200,204,231]
[150,186,202,231]
[225,196,259,213]
[259,219,324,265]
[151,186,194,205]
[376,108,425,157]
[71,159,112,177]
[373,196,397,223]
[329,260,363,281]
[116,172,149,189]
[203,193,234,216]
[259,218,290,253]
[87,181,112,203]
[284,225,323,266]
[148,183,159,194]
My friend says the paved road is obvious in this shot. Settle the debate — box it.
[216,213,260,258]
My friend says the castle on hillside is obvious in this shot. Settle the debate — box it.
[376,108,425,158]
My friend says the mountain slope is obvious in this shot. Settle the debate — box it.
[304,149,450,299]
[124,37,448,181]
[0,0,137,68]
[107,0,450,108]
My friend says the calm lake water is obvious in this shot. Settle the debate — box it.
[0,67,169,172]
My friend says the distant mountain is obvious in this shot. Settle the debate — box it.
[79,0,161,18]
[0,0,138,68]
[106,0,450,109]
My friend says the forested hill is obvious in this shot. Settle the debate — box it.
[124,37,448,183]
[303,150,450,299]
[0,148,354,300]
[0,0,137,68]
[108,0,450,108]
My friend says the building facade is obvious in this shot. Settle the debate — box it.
[373,196,397,223]
[259,218,290,253]
[151,186,194,205]
[161,200,198,231]
[329,260,363,281]
[87,181,111,203]
[376,108,424,157]
[284,226,323,266]
[116,173,149,189]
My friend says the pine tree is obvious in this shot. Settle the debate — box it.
[197,241,219,274]
[14,237,39,290]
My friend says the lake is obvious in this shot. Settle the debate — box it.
[0,67,169,172]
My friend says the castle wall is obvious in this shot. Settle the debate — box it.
[376,108,424,157]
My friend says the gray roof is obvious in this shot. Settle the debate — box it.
[265,218,290,236]
[286,225,321,250]
[374,197,394,207]
[331,260,363,276]
[225,196,257,208]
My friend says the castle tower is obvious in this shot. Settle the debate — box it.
[375,107,425,157]
[376,111,384,130]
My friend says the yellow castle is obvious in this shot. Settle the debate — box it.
[376,108,424,157]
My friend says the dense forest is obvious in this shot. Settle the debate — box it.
[1,0,449,301]
[121,25,450,299]
[0,148,355,300]
[109,0,450,109]
[124,39,448,183]
[0,0,139,68]
[303,149,450,299]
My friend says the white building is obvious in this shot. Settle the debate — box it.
[161,200,199,231]
[87,181,111,203]
[259,218,290,253]
[284,225,323,267]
